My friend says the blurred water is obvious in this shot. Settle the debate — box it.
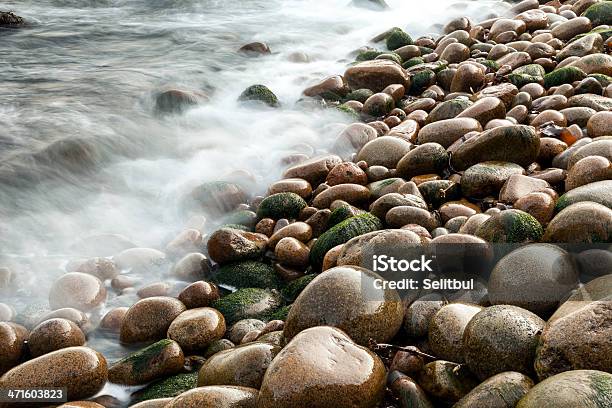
[0,0,508,338]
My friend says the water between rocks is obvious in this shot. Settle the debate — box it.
[0,0,506,402]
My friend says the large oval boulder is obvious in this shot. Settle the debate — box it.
[283,266,403,345]
[344,60,410,93]
[258,326,386,408]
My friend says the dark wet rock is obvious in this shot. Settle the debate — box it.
[258,326,386,408]
[303,75,349,101]
[0,11,24,27]
[109,339,184,386]
[568,93,612,111]
[417,361,479,405]
[212,288,282,325]
[583,1,612,27]
[120,297,186,343]
[454,371,534,408]
[238,42,271,56]
[370,193,427,220]
[535,301,612,380]
[284,266,403,345]
[463,305,545,380]
[516,370,612,408]
[451,125,539,171]
[0,346,107,401]
[154,89,207,114]
[238,85,279,107]
[389,372,433,408]
[197,342,279,389]
[396,143,448,179]
[0,322,26,375]
[488,244,579,316]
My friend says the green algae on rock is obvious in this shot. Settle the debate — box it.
[131,372,198,404]
[212,288,282,325]
[256,192,307,220]
[309,213,382,268]
[238,84,279,107]
[475,209,543,243]
[214,261,281,290]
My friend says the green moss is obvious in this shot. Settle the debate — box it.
[583,1,612,27]
[131,372,198,403]
[573,27,612,42]
[589,371,612,406]
[543,67,587,88]
[256,192,307,220]
[475,210,543,243]
[214,261,280,290]
[212,288,283,324]
[513,64,546,78]
[427,98,472,123]
[116,339,175,374]
[269,304,291,321]
[588,73,612,87]
[281,274,316,302]
[344,88,374,103]
[409,69,436,95]
[220,210,257,229]
[508,73,543,88]
[375,52,402,64]
[309,213,383,268]
[327,205,361,229]
[403,57,424,69]
[238,84,279,107]
[418,46,434,55]
[386,28,413,50]
[335,104,360,120]
[356,49,385,61]
[481,59,500,72]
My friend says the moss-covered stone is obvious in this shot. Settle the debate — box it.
[543,67,587,88]
[220,210,257,230]
[335,103,361,120]
[386,28,413,51]
[516,370,612,408]
[214,261,281,290]
[281,274,317,302]
[508,73,543,88]
[212,288,283,324]
[409,69,436,95]
[309,213,383,268]
[427,98,472,123]
[418,46,434,55]
[356,49,385,62]
[480,59,500,72]
[475,209,543,243]
[344,88,374,103]
[256,192,307,220]
[131,373,198,404]
[327,205,364,229]
[375,52,402,65]
[269,304,291,321]
[238,84,279,107]
[0,11,25,27]
[513,64,546,78]
[588,73,612,87]
[573,27,612,42]
[583,1,612,27]
[403,57,424,69]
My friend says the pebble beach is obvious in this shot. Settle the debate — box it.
[0,0,611,407]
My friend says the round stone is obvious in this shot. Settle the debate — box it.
[178,281,221,309]
[49,272,107,312]
[428,303,483,364]
[283,266,403,345]
[356,136,412,168]
[258,326,386,408]
[28,318,86,357]
[167,307,225,353]
[120,297,186,343]
[463,305,545,380]
[164,385,259,407]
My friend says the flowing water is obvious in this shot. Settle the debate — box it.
[1,0,508,401]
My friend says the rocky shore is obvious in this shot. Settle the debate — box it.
[1,0,612,407]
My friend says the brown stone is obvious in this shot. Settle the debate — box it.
[326,162,367,186]
[28,318,85,357]
[49,272,107,312]
[164,386,258,408]
[120,297,186,343]
[167,307,225,352]
[344,60,410,92]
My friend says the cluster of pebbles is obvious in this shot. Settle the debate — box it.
[1,0,612,407]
